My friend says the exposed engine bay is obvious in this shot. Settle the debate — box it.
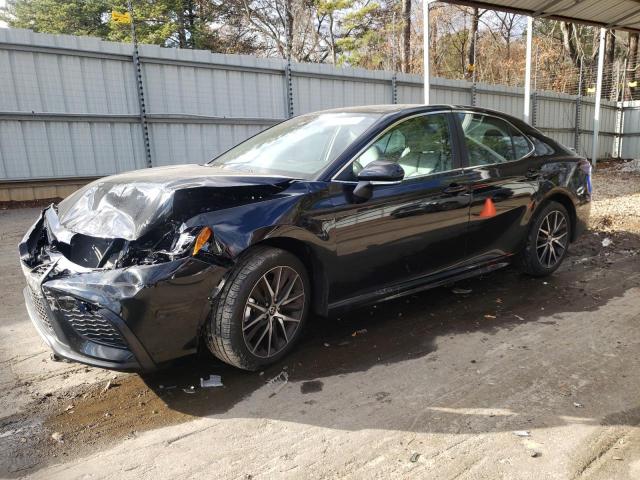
[21,165,293,270]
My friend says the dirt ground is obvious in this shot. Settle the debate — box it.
[1,163,639,479]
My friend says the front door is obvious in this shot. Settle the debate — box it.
[325,111,472,307]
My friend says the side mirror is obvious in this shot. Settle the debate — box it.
[353,160,404,202]
[357,160,405,183]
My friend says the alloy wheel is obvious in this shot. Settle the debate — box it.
[536,210,569,268]
[242,266,305,358]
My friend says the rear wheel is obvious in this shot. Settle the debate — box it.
[205,246,309,370]
[517,201,571,277]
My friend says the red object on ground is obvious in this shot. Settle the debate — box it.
[479,198,496,218]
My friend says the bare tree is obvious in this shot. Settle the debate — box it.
[560,21,579,66]
[465,7,481,79]
[401,0,411,72]
[630,33,639,73]
[605,30,616,98]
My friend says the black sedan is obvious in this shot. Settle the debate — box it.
[20,105,592,371]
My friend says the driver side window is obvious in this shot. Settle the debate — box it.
[345,113,453,181]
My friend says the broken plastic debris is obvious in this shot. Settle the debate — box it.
[102,380,113,393]
[182,386,196,394]
[573,402,584,408]
[484,314,497,319]
[410,452,421,462]
[267,371,289,385]
[51,432,64,443]
[352,329,367,337]
[513,430,531,437]
[602,238,612,247]
[200,375,223,388]
[514,314,525,321]
[452,287,472,294]
[267,371,289,398]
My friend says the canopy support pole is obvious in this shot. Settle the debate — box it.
[591,27,606,168]
[423,0,435,104]
[523,16,533,124]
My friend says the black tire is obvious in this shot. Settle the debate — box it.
[517,201,572,277]
[205,246,309,370]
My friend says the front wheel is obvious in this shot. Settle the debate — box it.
[205,246,309,370]
[517,201,571,277]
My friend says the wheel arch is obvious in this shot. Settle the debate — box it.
[252,236,330,317]
[538,191,578,242]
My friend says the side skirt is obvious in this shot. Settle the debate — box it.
[328,258,512,314]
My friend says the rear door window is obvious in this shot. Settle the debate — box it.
[456,112,533,166]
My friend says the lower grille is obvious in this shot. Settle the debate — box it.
[54,296,127,349]
[28,285,55,333]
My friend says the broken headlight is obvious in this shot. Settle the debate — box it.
[167,225,217,258]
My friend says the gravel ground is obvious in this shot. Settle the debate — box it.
[1,164,639,479]
[590,160,640,234]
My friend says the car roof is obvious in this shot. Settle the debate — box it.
[315,104,447,115]
[313,104,523,123]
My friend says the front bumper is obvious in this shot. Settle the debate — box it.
[23,285,147,370]
[20,211,230,372]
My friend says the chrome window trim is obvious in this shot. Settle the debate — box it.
[331,169,464,185]
[330,110,457,183]
[453,109,536,168]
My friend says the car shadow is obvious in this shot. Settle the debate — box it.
[132,228,640,435]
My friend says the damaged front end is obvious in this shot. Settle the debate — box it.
[19,206,231,371]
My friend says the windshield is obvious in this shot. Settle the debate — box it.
[207,112,380,179]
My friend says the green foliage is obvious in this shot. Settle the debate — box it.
[336,1,399,69]
[1,0,237,50]
[1,0,110,37]
[0,0,400,68]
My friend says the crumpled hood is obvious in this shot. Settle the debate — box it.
[57,164,294,241]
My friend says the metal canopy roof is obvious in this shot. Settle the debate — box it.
[447,0,640,33]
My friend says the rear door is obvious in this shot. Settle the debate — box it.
[452,111,538,262]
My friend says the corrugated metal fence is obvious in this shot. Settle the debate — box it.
[620,100,640,158]
[0,28,637,190]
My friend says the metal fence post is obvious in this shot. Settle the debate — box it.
[391,74,398,104]
[285,61,294,118]
[471,82,477,106]
[531,91,538,127]
[574,59,583,153]
[574,95,582,153]
[615,101,625,158]
[128,1,152,168]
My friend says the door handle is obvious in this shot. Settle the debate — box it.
[525,168,540,179]
[443,183,468,195]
